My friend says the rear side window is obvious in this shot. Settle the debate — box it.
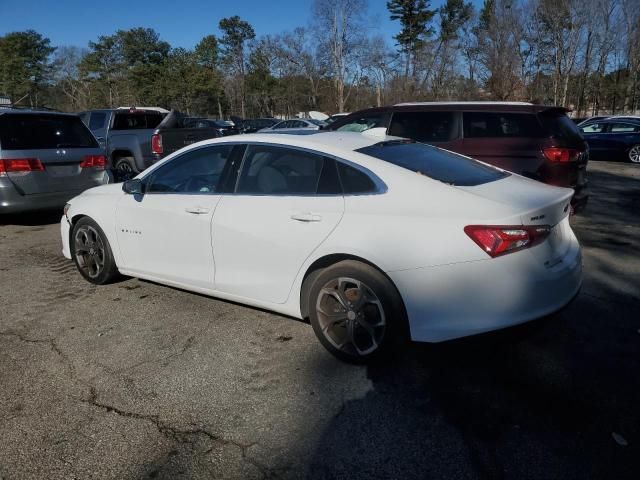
[237,145,324,194]
[608,122,640,133]
[357,141,508,187]
[112,112,163,130]
[0,114,98,150]
[334,112,391,133]
[539,112,584,142]
[388,111,459,142]
[337,162,377,193]
[89,112,107,131]
[464,112,544,138]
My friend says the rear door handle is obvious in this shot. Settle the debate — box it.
[185,206,210,214]
[291,212,322,222]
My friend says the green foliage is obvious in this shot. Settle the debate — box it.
[0,30,55,106]
[439,0,473,41]
[386,0,436,54]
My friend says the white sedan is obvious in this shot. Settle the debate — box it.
[61,132,582,362]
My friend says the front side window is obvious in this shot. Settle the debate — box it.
[463,112,544,138]
[581,122,605,133]
[145,145,235,194]
[388,111,459,142]
[273,121,288,129]
[236,145,325,195]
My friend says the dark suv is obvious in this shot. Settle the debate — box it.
[328,102,589,211]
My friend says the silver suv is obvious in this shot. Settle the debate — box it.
[0,110,110,214]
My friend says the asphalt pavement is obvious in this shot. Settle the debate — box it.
[0,161,639,479]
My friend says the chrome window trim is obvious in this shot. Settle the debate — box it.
[231,142,387,197]
[138,141,387,197]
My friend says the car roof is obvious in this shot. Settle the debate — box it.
[0,109,79,117]
[340,102,568,115]
[203,131,385,153]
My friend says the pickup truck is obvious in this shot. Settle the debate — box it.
[78,108,221,179]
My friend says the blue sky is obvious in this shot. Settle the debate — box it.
[0,0,479,50]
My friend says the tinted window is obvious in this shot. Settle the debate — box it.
[608,122,640,133]
[335,112,391,132]
[357,141,508,186]
[581,123,605,133]
[112,112,163,130]
[0,114,98,150]
[317,158,342,194]
[237,145,324,194]
[539,112,584,141]
[389,111,459,142]
[145,145,234,194]
[89,112,107,131]
[464,112,544,138]
[337,162,377,193]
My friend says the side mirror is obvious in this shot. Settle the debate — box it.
[122,178,143,195]
[96,136,106,148]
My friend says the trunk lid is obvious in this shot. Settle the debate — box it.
[0,113,105,195]
[460,174,574,264]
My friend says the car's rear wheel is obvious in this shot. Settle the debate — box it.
[308,260,406,363]
[628,145,640,163]
[71,217,120,285]
[114,156,137,181]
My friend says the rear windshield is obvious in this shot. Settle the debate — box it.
[112,112,164,130]
[539,112,584,142]
[0,113,98,150]
[357,140,508,186]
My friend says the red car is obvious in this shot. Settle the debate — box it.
[328,102,589,212]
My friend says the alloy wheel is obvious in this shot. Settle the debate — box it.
[74,225,106,279]
[315,277,386,357]
[629,145,640,163]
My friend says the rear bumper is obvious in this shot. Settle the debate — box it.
[389,231,583,343]
[0,173,111,214]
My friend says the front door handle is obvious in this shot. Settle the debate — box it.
[185,206,210,214]
[291,212,322,222]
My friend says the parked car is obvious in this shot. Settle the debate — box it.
[576,116,610,128]
[184,117,239,136]
[324,112,351,126]
[579,117,640,163]
[0,110,109,214]
[259,118,326,133]
[61,132,582,362]
[79,108,221,179]
[328,102,589,212]
[236,118,279,133]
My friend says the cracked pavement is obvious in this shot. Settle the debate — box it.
[1,161,639,479]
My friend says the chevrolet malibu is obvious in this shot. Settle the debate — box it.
[60,132,583,362]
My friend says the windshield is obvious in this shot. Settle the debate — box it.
[0,113,99,150]
[357,140,508,186]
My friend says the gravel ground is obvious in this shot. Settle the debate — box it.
[0,161,639,479]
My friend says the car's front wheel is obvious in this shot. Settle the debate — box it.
[627,144,640,163]
[114,156,138,181]
[308,260,406,363]
[71,217,120,285]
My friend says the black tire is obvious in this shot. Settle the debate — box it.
[308,260,407,363]
[71,217,120,285]
[114,156,138,182]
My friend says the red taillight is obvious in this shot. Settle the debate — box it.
[543,147,581,163]
[80,155,107,169]
[151,134,163,154]
[0,158,44,175]
[464,225,551,258]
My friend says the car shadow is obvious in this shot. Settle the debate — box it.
[0,209,63,226]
